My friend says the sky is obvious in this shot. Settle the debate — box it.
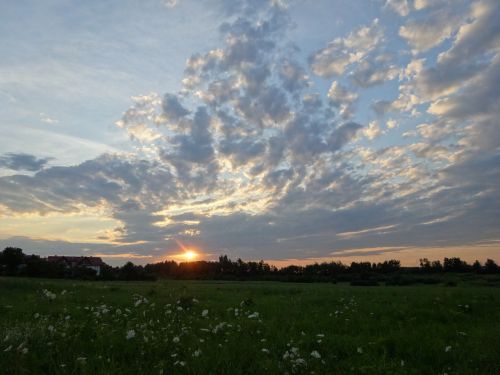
[0,0,499,266]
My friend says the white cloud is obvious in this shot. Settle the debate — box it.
[327,81,358,119]
[363,121,383,140]
[385,0,410,17]
[39,113,59,125]
[386,119,398,129]
[163,0,179,8]
[399,9,465,53]
[309,19,384,77]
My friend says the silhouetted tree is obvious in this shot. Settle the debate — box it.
[443,257,469,272]
[484,259,499,274]
[1,247,25,274]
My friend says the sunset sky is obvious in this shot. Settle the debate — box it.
[0,0,499,265]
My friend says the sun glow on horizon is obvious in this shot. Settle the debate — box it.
[183,250,198,261]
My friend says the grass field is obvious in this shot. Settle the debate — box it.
[0,278,499,374]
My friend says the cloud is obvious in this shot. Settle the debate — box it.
[350,54,398,87]
[385,0,410,17]
[39,113,59,125]
[362,121,383,140]
[163,0,179,8]
[309,19,384,77]
[415,0,500,99]
[399,8,465,53]
[327,81,358,119]
[1,0,499,264]
[0,153,52,172]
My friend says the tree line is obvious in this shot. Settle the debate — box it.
[0,247,499,283]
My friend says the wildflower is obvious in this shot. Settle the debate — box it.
[248,312,259,319]
[401,360,405,367]
[310,350,321,359]
[193,349,202,357]
[445,346,452,352]
[172,336,180,343]
[34,313,40,319]
[76,357,86,363]
[43,289,56,300]
[357,347,363,354]
[201,309,209,317]
[4,345,12,352]
[262,348,270,354]
[126,330,136,340]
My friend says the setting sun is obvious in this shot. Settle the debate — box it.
[183,250,198,261]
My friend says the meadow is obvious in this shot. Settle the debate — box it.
[0,278,499,374]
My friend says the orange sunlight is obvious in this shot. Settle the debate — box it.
[182,250,198,261]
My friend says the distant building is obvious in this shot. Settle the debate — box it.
[47,256,105,276]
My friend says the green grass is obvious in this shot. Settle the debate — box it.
[0,278,499,374]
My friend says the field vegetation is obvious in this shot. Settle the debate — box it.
[1,277,499,374]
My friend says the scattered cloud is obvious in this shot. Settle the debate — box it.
[0,0,499,263]
[385,0,410,17]
[0,153,52,172]
[309,19,384,77]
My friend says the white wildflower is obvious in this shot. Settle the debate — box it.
[445,346,452,352]
[262,348,270,354]
[172,336,180,343]
[201,309,208,317]
[311,350,321,359]
[126,330,136,340]
[357,347,363,354]
[248,312,259,319]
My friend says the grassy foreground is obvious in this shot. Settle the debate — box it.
[0,278,499,374]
